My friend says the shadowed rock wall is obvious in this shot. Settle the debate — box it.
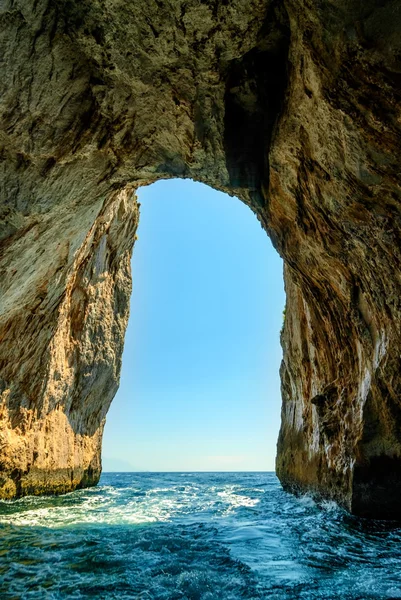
[0,0,400,517]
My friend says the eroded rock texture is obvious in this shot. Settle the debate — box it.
[0,0,400,517]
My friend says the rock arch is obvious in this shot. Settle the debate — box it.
[1,0,401,518]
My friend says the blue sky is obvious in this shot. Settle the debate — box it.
[102,179,285,472]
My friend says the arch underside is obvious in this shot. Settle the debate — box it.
[1,0,401,518]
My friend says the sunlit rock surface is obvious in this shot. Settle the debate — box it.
[0,0,400,517]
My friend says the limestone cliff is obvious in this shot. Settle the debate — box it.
[0,0,400,518]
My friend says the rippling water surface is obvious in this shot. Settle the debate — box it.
[1,472,401,599]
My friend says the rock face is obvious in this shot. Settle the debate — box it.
[0,0,400,517]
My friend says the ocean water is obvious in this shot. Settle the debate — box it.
[1,472,401,600]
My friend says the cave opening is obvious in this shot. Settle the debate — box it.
[102,179,285,473]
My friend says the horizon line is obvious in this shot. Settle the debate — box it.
[101,470,276,473]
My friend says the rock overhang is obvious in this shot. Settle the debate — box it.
[1,0,401,518]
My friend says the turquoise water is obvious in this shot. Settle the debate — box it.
[1,472,401,599]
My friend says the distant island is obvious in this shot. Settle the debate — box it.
[102,457,143,473]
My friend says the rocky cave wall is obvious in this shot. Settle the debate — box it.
[0,0,401,518]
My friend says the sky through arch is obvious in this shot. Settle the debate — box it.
[102,179,285,472]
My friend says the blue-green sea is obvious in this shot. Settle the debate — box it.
[1,472,401,599]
